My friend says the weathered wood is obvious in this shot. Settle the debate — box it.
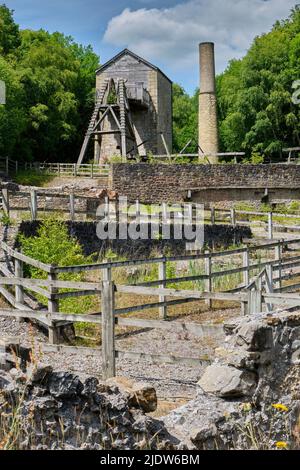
[115,297,201,315]
[48,271,59,345]
[205,251,212,309]
[0,276,101,291]
[265,265,274,312]
[30,189,37,221]
[14,258,24,321]
[1,188,9,216]
[231,208,236,227]
[101,267,115,379]
[243,249,250,287]
[268,212,273,240]
[54,289,99,300]
[158,258,167,319]
[263,292,300,307]
[249,289,263,314]
[116,316,222,337]
[69,192,75,221]
[0,308,102,324]
[116,349,211,367]
[1,242,52,273]
[274,241,282,289]
[211,208,216,225]
[42,343,100,356]
[116,284,247,301]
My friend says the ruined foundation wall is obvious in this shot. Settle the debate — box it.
[109,163,300,204]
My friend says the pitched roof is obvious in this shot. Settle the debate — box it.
[96,49,172,84]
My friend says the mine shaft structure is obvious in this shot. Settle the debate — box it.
[78,49,172,165]
[77,78,138,165]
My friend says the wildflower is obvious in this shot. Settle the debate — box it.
[241,402,252,412]
[272,404,289,412]
[275,441,288,450]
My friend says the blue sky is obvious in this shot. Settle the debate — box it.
[4,0,298,94]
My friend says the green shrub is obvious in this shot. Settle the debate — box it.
[18,218,98,321]
[14,170,54,187]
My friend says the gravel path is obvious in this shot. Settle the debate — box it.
[0,308,233,398]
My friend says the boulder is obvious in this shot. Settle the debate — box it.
[48,372,83,398]
[198,365,257,398]
[235,321,273,351]
[106,376,157,413]
[27,364,53,384]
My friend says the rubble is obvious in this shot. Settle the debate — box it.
[163,312,300,450]
[0,346,176,450]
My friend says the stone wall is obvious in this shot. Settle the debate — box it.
[109,163,300,204]
[17,221,252,258]
[163,311,300,450]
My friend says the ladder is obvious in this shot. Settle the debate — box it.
[77,80,109,166]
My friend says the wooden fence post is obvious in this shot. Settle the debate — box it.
[1,188,10,217]
[48,268,59,345]
[249,287,262,314]
[243,249,250,287]
[158,258,167,320]
[274,241,282,289]
[5,156,9,175]
[268,212,273,240]
[231,208,236,227]
[69,192,75,222]
[15,257,24,322]
[265,265,274,312]
[101,266,116,380]
[205,251,212,309]
[30,189,37,221]
[241,249,250,315]
[211,207,216,225]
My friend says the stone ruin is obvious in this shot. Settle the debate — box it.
[1,310,300,450]
[164,311,300,450]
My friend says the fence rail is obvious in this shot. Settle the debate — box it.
[1,186,300,238]
[0,157,109,179]
[1,235,300,378]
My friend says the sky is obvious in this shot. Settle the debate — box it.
[3,0,298,94]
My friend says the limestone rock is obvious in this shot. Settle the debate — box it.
[27,364,53,384]
[48,372,84,398]
[198,365,257,398]
[106,376,157,412]
[235,321,273,351]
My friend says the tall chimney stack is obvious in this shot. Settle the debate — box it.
[198,42,219,163]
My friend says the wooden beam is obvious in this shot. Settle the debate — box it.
[101,267,115,379]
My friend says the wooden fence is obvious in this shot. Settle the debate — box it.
[1,187,300,238]
[1,237,300,378]
[0,157,109,179]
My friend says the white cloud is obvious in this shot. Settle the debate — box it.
[103,0,297,74]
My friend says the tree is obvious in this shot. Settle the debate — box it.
[0,4,20,55]
[173,83,198,153]
[0,3,100,162]
[217,6,300,161]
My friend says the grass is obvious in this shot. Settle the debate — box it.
[13,169,54,187]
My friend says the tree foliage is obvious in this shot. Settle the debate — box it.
[217,6,300,160]
[0,4,99,162]
[172,83,198,153]
[173,6,300,160]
